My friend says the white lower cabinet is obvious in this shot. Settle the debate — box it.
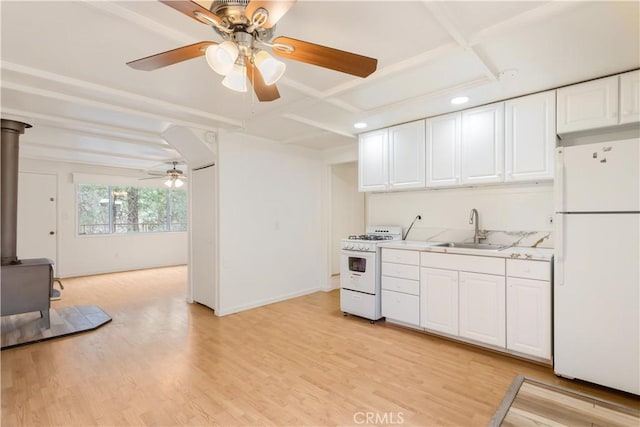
[420,267,458,335]
[458,272,506,348]
[384,248,552,363]
[381,248,420,326]
[506,259,552,360]
[381,290,419,326]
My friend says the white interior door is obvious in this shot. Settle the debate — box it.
[190,164,216,311]
[17,172,57,275]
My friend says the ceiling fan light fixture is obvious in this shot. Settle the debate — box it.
[205,41,239,76]
[164,178,174,187]
[254,50,286,85]
[222,64,248,92]
[174,178,185,188]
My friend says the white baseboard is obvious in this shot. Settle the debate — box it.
[216,286,321,316]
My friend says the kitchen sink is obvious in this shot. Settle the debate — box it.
[433,242,507,250]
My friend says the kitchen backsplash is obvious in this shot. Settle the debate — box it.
[366,182,555,248]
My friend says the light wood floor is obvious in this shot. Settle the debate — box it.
[501,377,639,426]
[1,266,638,426]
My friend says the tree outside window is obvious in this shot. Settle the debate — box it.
[77,184,187,235]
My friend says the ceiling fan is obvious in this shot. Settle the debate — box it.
[126,0,378,102]
[141,161,188,188]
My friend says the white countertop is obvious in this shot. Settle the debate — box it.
[379,240,554,261]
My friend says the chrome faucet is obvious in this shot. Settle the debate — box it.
[469,208,479,244]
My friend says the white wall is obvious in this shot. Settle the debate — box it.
[19,158,188,278]
[330,162,364,275]
[367,182,554,245]
[216,131,325,315]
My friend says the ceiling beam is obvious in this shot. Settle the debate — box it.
[18,149,161,172]
[363,77,491,119]
[421,1,498,82]
[323,42,460,98]
[2,108,168,147]
[2,61,242,128]
[2,80,225,134]
[281,114,356,139]
[468,1,584,47]
[80,1,200,45]
[20,139,174,163]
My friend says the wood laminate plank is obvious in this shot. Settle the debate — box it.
[1,266,638,426]
[502,380,639,427]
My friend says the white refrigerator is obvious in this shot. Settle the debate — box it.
[554,138,639,395]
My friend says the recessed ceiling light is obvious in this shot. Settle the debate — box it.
[450,96,469,105]
[354,122,367,129]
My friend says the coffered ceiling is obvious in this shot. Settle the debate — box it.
[1,1,638,171]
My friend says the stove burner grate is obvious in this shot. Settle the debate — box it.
[347,235,394,241]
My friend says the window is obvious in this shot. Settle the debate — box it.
[77,184,187,235]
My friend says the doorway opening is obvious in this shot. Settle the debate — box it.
[330,162,364,288]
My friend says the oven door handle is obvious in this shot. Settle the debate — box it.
[341,249,375,256]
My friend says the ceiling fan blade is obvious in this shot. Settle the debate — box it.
[245,56,280,102]
[244,0,296,28]
[127,41,215,71]
[160,0,224,26]
[139,176,164,180]
[272,36,377,78]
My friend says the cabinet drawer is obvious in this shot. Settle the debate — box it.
[381,262,420,280]
[421,252,504,275]
[382,290,419,325]
[507,259,550,281]
[382,276,419,295]
[382,248,420,265]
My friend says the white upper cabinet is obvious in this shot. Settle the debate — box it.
[426,113,461,187]
[620,70,640,124]
[505,92,556,182]
[388,120,426,190]
[556,75,619,133]
[461,103,505,184]
[358,129,388,192]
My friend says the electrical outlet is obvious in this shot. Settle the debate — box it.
[547,215,554,225]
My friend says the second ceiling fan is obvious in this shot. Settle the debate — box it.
[127,0,378,102]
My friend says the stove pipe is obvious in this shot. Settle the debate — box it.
[1,119,32,266]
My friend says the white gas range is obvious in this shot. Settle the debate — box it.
[340,226,402,322]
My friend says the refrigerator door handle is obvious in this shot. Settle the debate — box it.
[555,213,564,286]
[554,147,564,212]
